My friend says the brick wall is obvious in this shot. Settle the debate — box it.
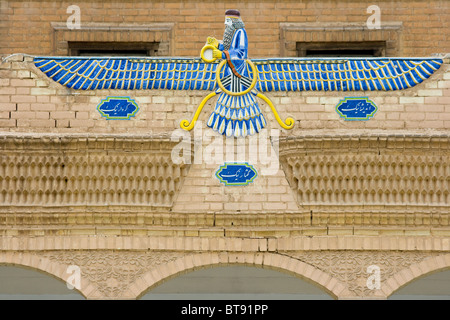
[0,0,449,57]
[0,51,449,300]
[0,54,449,134]
[0,54,449,226]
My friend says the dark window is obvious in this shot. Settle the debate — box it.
[68,42,160,57]
[297,41,386,57]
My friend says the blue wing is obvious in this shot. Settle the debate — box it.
[251,58,443,92]
[33,57,219,91]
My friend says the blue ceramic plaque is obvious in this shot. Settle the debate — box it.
[97,96,139,120]
[336,97,377,121]
[216,162,257,186]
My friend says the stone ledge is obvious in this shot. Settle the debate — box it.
[277,132,450,154]
[50,22,175,32]
[0,132,182,151]
[0,234,449,251]
[1,224,449,239]
[0,207,448,228]
[280,21,403,32]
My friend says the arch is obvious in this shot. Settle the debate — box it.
[128,252,347,300]
[383,253,450,298]
[0,251,94,299]
[0,265,84,299]
[140,265,333,300]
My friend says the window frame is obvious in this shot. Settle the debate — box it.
[68,41,160,57]
[279,22,402,57]
[51,22,174,56]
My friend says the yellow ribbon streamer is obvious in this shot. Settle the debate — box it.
[256,92,295,130]
[180,91,217,131]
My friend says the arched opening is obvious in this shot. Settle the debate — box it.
[140,265,334,300]
[0,265,85,300]
[388,269,450,300]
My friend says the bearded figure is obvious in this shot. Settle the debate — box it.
[206,9,266,138]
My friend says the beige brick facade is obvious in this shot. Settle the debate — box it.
[1,55,450,133]
[0,0,449,300]
[1,0,449,57]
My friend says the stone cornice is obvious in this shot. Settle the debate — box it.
[0,132,183,151]
[0,234,449,252]
[277,132,450,155]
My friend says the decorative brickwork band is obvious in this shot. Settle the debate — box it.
[0,134,192,207]
[278,134,450,206]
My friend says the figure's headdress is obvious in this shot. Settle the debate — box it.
[224,9,245,30]
[225,9,241,18]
